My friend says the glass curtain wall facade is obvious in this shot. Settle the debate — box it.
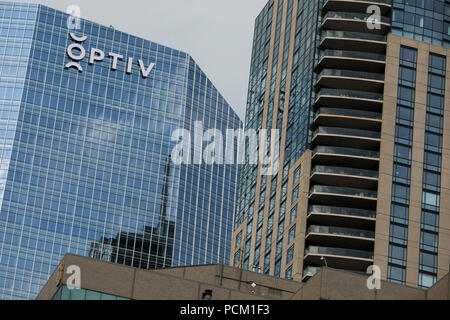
[392,0,450,47]
[0,2,241,300]
[233,0,319,277]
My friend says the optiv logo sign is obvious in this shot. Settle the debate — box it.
[65,32,156,78]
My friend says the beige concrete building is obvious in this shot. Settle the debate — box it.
[375,34,450,288]
[37,254,450,300]
[232,0,450,291]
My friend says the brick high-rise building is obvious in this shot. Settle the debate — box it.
[232,0,450,290]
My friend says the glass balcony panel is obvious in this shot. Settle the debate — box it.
[308,225,375,239]
[319,69,384,81]
[323,11,391,24]
[309,205,376,219]
[312,126,381,139]
[305,246,374,259]
[312,165,379,178]
[312,146,379,159]
[321,30,387,43]
[316,88,383,101]
[310,185,377,198]
[320,50,386,62]
[314,107,382,120]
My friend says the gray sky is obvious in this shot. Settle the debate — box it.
[13,0,268,120]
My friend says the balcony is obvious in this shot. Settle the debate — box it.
[310,185,378,198]
[309,185,377,209]
[314,107,382,119]
[323,0,392,15]
[317,49,386,73]
[317,69,384,92]
[308,205,376,229]
[312,146,379,169]
[315,88,383,111]
[311,126,381,150]
[320,30,387,54]
[306,225,375,250]
[322,11,391,35]
[313,107,382,131]
[311,165,378,189]
[304,246,374,271]
[313,145,379,157]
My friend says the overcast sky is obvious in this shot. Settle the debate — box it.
[12,0,269,120]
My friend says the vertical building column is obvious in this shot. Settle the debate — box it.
[406,42,428,287]
[269,0,301,279]
[376,34,450,288]
[230,0,279,269]
[261,0,288,275]
[437,51,450,280]
[374,34,400,280]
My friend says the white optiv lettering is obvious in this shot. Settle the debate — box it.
[89,48,104,64]
[139,60,155,78]
[65,33,156,78]
[109,52,123,70]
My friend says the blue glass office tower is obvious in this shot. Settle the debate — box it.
[0,2,241,299]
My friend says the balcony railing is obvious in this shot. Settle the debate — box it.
[312,146,380,159]
[318,69,384,81]
[326,0,392,3]
[322,11,391,24]
[319,49,386,62]
[307,225,375,239]
[320,30,387,43]
[314,107,382,120]
[304,246,374,260]
[316,88,383,101]
[312,126,381,139]
[311,165,379,178]
[310,185,377,199]
[309,205,376,219]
